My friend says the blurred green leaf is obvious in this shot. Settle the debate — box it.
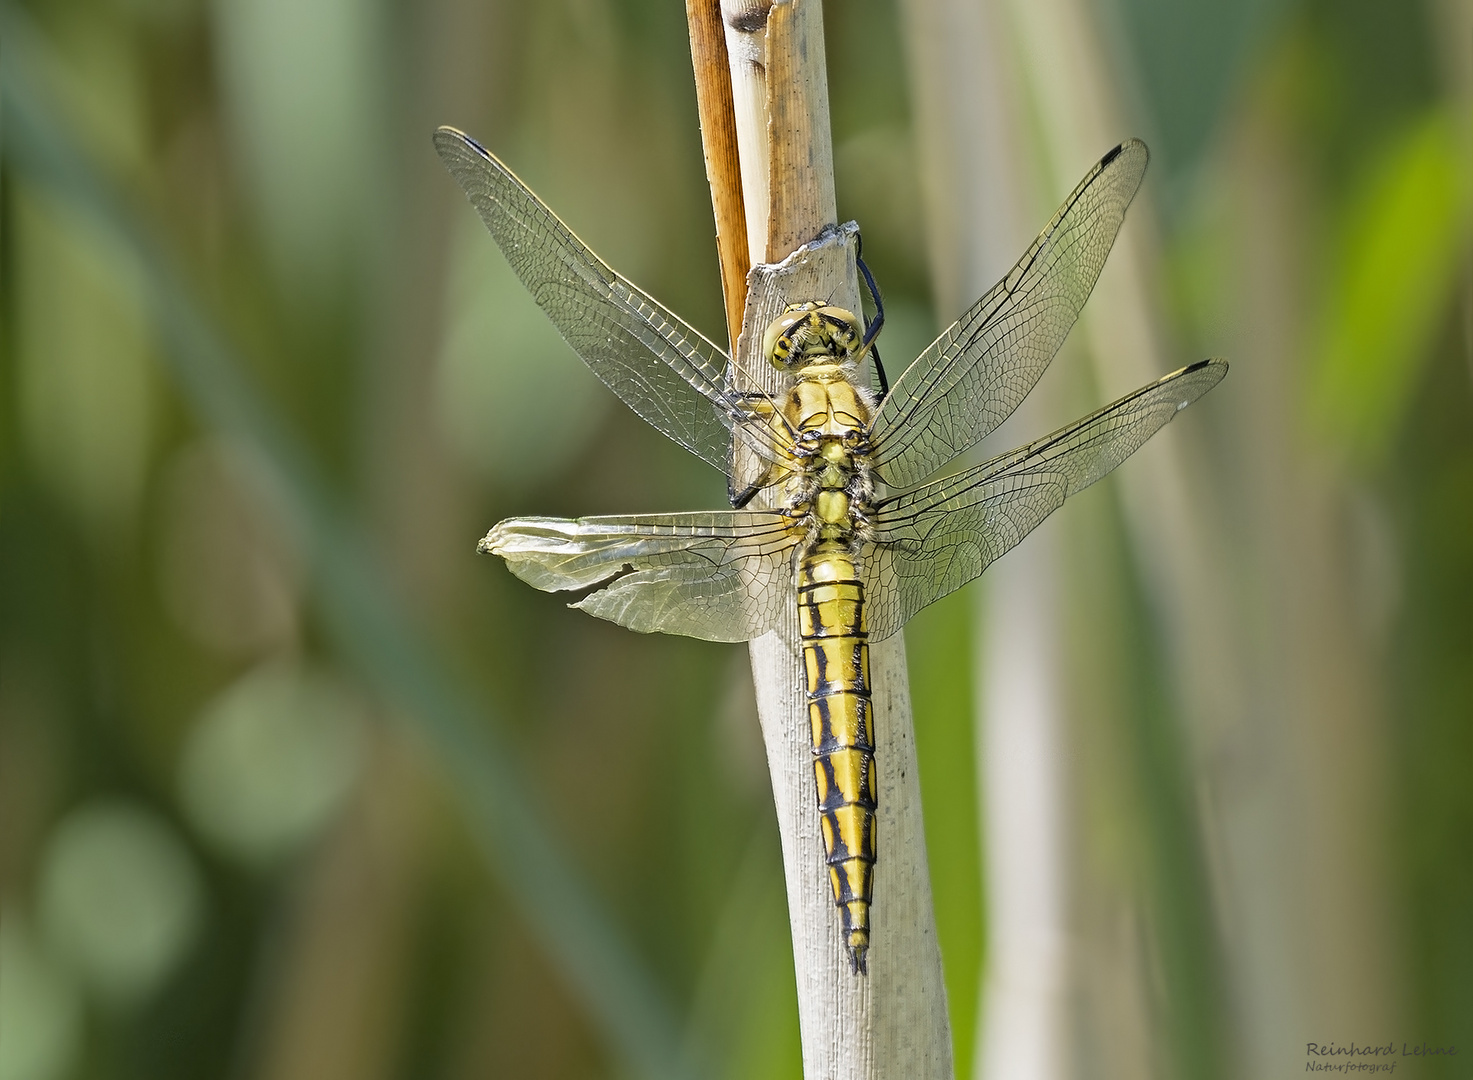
[12,182,155,531]
[1111,0,1288,188]
[906,593,983,1077]
[1306,108,1472,463]
[210,0,389,296]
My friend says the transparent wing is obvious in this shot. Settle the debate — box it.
[869,140,1150,490]
[480,511,799,642]
[435,126,751,473]
[863,359,1226,639]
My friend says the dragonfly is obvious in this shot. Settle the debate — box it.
[435,126,1225,975]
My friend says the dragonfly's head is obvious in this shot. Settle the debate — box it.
[763,303,862,371]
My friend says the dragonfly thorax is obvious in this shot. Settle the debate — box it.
[778,365,876,551]
[785,368,873,439]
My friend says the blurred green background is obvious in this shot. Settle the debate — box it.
[0,1,1468,1078]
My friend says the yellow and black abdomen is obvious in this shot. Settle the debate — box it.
[798,543,877,974]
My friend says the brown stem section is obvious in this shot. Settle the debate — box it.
[686,0,752,351]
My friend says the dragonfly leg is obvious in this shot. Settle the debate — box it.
[855,244,888,399]
[730,478,763,509]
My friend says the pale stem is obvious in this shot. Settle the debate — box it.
[698,2,954,1077]
[901,2,1070,1078]
[720,1,772,268]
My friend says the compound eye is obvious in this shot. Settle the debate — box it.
[816,307,861,352]
[817,306,859,329]
[763,308,811,368]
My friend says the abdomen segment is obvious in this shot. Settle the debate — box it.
[798,542,877,974]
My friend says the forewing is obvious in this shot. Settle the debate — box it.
[869,140,1150,489]
[435,126,748,473]
[863,359,1226,638]
[480,511,798,642]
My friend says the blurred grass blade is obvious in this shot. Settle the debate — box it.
[1306,107,1473,463]
[0,9,695,1079]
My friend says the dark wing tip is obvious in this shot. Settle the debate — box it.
[433,125,489,158]
[1169,358,1229,407]
[1182,357,1230,386]
[1108,137,1149,163]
